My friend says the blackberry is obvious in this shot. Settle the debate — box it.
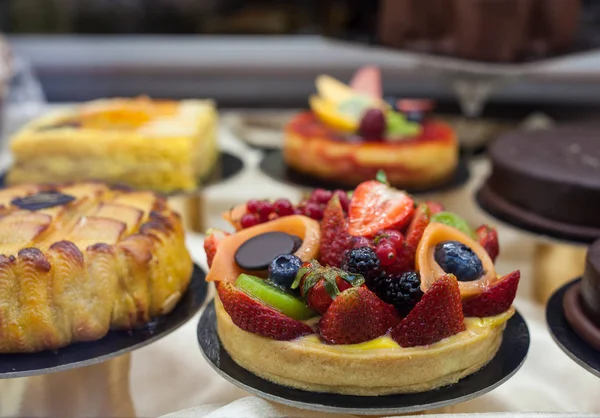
[341,247,381,284]
[377,271,423,316]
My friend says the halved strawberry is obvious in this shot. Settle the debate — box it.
[404,203,431,268]
[391,274,465,347]
[348,180,414,237]
[425,201,444,215]
[462,271,520,317]
[294,260,364,315]
[319,287,400,344]
[476,225,500,262]
[217,282,313,340]
[319,196,353,268]
[204,229,230,268]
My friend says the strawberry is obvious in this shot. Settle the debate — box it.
[318,287,400,344]
[404,203,430,253]
[462,270,520,317]
[350,66,382,99]
[391,274,465,347]
[217,282,313,340]
[294,260,364,315]
[305,278,353,315]
[204,229,230,268]
[425,201,444,215]
[319,196,353,268]
[348,180,414,237]
[476,225,500,262]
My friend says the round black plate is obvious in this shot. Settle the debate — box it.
[0,264,207,379]
[0,152,244,191]
[204,152,244,187]
[197,301,529,415]
[475,186,598,245]
[259,150,470,194]
[546,278,600,378]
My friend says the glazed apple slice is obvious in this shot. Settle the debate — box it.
[0,212,51,246]
[68,216,126,248]
[94,203,143,234]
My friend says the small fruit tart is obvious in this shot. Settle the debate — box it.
[205,177,519,395]
[283,67,458,189]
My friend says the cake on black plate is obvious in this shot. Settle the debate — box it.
[478,126,600,242]
[563,239,600,351]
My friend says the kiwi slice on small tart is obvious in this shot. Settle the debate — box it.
[236,274,317,320]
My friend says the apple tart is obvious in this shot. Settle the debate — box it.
[0,182,193,353]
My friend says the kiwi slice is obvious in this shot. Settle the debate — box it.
[431,212,476,239]
[235,274,317,320]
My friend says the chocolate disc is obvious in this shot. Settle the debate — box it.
[235,232,302,271]
[12,192,76,211]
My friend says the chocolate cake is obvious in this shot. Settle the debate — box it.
[563,239,600,351]
[477,126,600,242]
[377,0,581,63]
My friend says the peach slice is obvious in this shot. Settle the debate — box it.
[416,223,499,299]
[206,215,320,283]
[222,204,248,231]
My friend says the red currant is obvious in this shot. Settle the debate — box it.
[274,199,294,216]
[246,199,260,214]
[304,202,324,220]
[380,229,404,251]
[268,212,279,221]
[293,207,304,215]
[310,188,332,205]
[240,213,260,228]
[259,200,274,215]
[376,239,397,266]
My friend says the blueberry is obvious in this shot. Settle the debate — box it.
[269,254,303,289]
[434,241,483,282]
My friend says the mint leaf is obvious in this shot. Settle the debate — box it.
[376,170,389,185]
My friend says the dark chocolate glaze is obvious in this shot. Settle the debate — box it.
[487,127,600,230]
[581,240,600,327]
[235,232,301,271]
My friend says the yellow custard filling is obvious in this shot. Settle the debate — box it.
[297,308,515,352]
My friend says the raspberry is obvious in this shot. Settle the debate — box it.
[333,189,350,212]
[377,271,424,317]
[352,236,373,249]
[341,247,381,284]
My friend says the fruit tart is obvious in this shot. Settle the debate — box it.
[205,177,520,395]
[283,67,458,189]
